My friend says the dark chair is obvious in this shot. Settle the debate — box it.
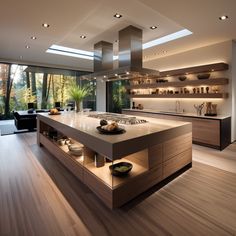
[28,102,37,109]
[54,102,64,111]
[55,102,61,108]
[13,111,37,131]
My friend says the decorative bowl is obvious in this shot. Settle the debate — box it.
[96,126,126,135]
[178,76,187,81]
[109,162,133,176]
[197,73,210,80]
[68,144,83,156]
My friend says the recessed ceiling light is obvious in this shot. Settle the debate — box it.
[114,13,122,18]
[25,45,30,49]
[19,56,23,59]
[150,26,157,30]
[42,23,50,28]
[31,36,37,40]
[80,35,86,39]
[219,15,228,20]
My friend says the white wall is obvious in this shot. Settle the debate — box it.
[140,40,235,141]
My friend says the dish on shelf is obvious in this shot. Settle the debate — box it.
[197,73,210,80]
[204,113,217,116]
[96,126,126,135]
[178,76,187,81]
[109,162,133,176]
[68,144,83,156]
[57,138,66,146]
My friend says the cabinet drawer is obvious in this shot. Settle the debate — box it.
[163,133,192,162]
[83,169,113,208]
[191,118,220,146]
[163,148,192,179]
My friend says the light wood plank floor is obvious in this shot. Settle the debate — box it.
[0,133,236,236]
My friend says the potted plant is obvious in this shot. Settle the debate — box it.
[68,81,93,112]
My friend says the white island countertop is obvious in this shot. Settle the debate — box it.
[37,112,191,160]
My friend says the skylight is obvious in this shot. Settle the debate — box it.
[46,45,94,60]
[143,29,192,49]
[46,29,192,60]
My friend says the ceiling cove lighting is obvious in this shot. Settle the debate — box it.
[46,44,94,60]
[143,29,192,49]
[42,23,50,28]
[114,13,122,18]
[219,15,228,20]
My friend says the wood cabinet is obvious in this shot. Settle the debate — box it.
[122,110,231,150]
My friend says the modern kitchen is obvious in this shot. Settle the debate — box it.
[0,1,236,236]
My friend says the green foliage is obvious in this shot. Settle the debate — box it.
[113,86,126,106]
[13,86,36,110]
[68,81,94,103]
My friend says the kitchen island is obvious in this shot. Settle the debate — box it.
[37,112,192,208]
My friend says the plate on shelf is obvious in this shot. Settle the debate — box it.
[96,126,126,135]
[48,112,61,115]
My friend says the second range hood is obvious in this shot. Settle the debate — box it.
[80,25,159,80]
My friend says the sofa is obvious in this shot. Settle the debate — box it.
[13,109,49,130]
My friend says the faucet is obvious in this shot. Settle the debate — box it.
[175,100,181,113]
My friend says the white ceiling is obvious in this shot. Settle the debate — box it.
[0,0,235,71]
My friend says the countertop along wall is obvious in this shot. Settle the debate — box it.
[142,40,235,142]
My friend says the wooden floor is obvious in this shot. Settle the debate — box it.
[0,133,236,236]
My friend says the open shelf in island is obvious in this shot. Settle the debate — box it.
[84,158,148,189]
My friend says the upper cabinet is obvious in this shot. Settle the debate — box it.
[126,62,229,99]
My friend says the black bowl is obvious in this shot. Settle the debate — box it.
[178,76,187,81]
[197,73,210,80]
[109,162,133,176]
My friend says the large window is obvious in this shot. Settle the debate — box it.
[0,63,94,119]
[106,80,130,113]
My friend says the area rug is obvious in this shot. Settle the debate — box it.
[0,124,17,136]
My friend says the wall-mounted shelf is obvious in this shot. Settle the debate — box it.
[126,78,229,90]
[127,63,229,99]
[130,93,228,99]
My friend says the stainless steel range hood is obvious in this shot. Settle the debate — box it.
[80,25,159,80]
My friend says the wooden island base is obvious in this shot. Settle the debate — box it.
[37,112,192,208]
